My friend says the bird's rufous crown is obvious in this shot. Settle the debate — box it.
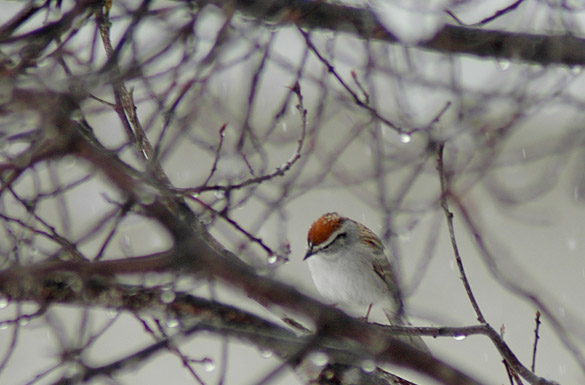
[307,212,345,246]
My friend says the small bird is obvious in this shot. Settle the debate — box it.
[304,212,428,352]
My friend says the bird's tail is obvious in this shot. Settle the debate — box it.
[384,310,430,354]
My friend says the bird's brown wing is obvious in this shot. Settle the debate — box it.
[358,224,405,319]
[371,253,404,320]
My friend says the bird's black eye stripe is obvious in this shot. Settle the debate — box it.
[322,232,347,250]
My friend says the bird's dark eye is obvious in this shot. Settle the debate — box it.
[322,232,346,250]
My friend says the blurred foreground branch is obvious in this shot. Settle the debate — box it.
[0,88,489,385]
[202,0,585,65]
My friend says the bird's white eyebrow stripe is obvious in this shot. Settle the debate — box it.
[312,228,345,250]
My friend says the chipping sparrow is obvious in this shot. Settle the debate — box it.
[304,212,428,352]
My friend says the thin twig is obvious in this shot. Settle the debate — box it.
[350,69,370,105]
[451,195,581,382]
[447,0,525,27]
[298,28,406,133]
[202,123,228,186]
[190,197,276,257]
[183,81,307,194]
[503,359,515,385]
[0,303,23,373]
[96,3,172,187]
[436,143,486,324]
[531,311,541,373]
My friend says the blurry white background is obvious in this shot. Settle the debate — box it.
[1,1,585,384]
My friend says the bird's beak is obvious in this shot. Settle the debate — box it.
[303,245,314,261]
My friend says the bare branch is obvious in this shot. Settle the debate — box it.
[201,0,585,65]
[436,143,486,324]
